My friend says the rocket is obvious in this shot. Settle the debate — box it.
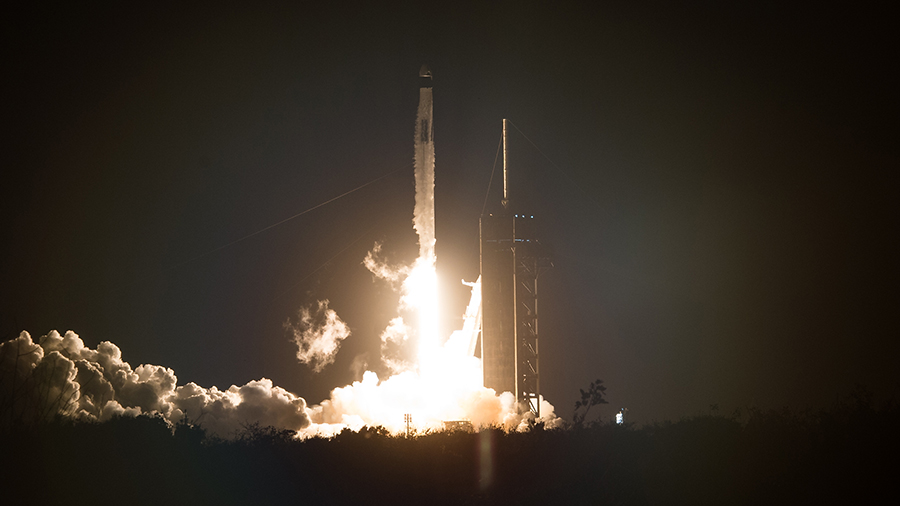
[414,64,436,261]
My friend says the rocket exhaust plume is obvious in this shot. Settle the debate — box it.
[0,67,561,437]
[302,67,561,435]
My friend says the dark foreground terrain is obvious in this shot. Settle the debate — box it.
[2,394,897,506]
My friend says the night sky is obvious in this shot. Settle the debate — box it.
[3,2,896,424]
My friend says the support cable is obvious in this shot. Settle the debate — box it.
[272,226,375,302]
[112,163,408,295]
[167,164,408,272]
[507,120,578,188]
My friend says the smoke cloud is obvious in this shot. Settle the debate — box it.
[363,242,408,288]
[0,329,560,437]
[363,239,423,374]
[0,78,563,438]
[285,300,350,373]
[0,330,311,436]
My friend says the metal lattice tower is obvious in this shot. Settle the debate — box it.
[480,119,552,416]
[514,222,551,415]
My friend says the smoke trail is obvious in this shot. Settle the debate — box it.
[410,85,440,361]
[361,87,439,367]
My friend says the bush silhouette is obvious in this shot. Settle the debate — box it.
[1,391,897,505]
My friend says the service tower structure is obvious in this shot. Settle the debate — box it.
[480,119,552,416]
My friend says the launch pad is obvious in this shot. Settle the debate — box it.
[414,67,553,421]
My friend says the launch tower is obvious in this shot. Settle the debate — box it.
[480,120,552,415]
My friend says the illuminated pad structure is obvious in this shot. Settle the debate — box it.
[479,123,552,415]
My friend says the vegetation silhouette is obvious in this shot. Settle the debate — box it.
[573,378,609,426]
[1,387,896,505]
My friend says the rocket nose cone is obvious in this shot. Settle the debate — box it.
[419,64,432,78]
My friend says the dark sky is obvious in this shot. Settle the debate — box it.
[3,2,897,424]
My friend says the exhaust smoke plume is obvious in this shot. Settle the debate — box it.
[0,80,561,437]
[298,83,562,435]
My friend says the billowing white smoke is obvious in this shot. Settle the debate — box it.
[0,83,564,437]
[301,273,563,436]
[0,327,560,437]
[0,330,311,436]
[285,299,350,373]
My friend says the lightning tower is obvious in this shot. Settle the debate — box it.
[480,120,552,415]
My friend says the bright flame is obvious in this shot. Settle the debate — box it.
[403,257,440,365]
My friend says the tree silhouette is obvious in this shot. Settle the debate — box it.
[573,378,608,426]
